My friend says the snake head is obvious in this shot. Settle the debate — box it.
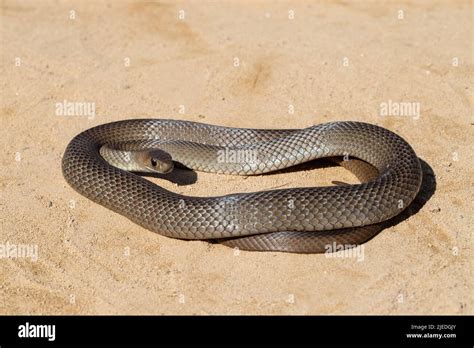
[141,149,174,174]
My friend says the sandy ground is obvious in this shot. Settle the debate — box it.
[0,0,472,315]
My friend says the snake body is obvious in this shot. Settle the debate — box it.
[62,120,422,253]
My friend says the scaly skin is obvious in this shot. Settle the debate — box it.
[62,119,422,253]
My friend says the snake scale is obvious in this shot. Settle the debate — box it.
[62,119,422,253]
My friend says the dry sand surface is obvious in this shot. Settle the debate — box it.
[1,0,472,314]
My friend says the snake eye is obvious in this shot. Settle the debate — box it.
[151,158,157,167]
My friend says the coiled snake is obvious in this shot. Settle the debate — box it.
[62,120,422,253]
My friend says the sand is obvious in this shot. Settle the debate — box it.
[0,0,472,314]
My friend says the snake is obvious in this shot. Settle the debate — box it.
[62,119,422,253]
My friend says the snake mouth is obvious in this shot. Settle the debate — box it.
[144,160,174,174]
[156,163,174,174]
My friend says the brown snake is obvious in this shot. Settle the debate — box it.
[62,119,422,253]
